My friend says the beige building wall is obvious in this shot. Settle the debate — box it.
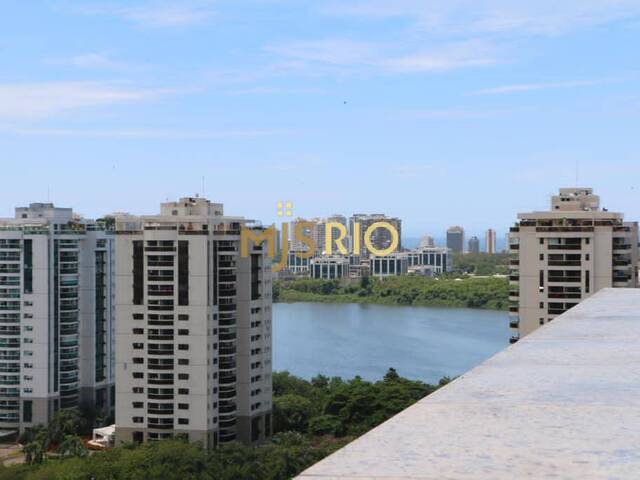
[509,188,638,341]
[114,197,272,447]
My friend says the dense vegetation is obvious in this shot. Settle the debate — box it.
[275,275,509,310]
[1,370,448,480]
[451,252,509,276]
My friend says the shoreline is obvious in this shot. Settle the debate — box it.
[273,295,509,313]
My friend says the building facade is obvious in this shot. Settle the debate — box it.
[485,229,497,254]
[446,226,464,254]
[114,197,272,447]
[509,188,638,342]
[350,214,402,259]
[310,256,349,280]
[468,236,480,254]
[370,255,408,278]
[0,203,115,433]
[404,247,452,274]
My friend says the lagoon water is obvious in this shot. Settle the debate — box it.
[273,302,509,384]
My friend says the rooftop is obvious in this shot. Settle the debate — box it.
[297,288,640,479]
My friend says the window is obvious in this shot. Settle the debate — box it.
[23,400,32,423]
[133,328,144,335]
[132,417,144,423]
[178,314,189,321]
[133,313,144,320]
[178,359,189,365]
[133,241,144,305]
[178,418,189,425]
[133,372,144,379]
[178,329,189,335]
[132,402,143,409]
[133,343,144,350]
[24,326,33,332]
[133,357,144,364]
[539,238,544,244]
[133,387,144,394]
[178,388,189,395]
[539,302,544,309]
[178,373,189,380]
[539,318,545,325]
[178,344,189,351]
[539,254,544,261]
[178,241,189,306]
[178,403,189,410]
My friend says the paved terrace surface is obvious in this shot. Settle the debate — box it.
[297,288,640,479]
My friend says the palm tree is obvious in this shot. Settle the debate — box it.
[58,435,88,459]
[23,440,45,465]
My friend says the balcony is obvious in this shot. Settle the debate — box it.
[148,408,174,415]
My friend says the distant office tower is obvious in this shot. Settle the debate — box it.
[0,203,115,433]
[290,218,321,252]
[419,235,435,248]
[325,215,348,252]
[446,226,465,254]
[485,229,497,254]
[349,214,402,259]
[468,236,480,254]
[509,188,638,343]
[114,197,272,447]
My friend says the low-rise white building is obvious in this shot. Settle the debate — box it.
[310,256,349,280]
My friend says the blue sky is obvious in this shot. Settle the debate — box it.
[1,1,640,239]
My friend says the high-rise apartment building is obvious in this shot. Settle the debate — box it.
[114,197,272,447]
[0,203,115,433]
[485,229,497,254]
[446,226,465,254]
[468,236,480,254]
[509,188,638,342]
[349,214,402,259]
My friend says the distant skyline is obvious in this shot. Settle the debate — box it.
[2,1,640,236]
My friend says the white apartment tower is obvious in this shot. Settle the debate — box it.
[0,203,115,433]
[114,197,272,447]
[509,188,638,342]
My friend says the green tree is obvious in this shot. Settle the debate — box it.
[273,394,314,433]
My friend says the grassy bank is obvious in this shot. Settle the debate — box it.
[275,275,509,311]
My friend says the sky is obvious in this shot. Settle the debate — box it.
[1,0,640,240]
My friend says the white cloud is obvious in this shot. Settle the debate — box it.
[47,52,142,70]
[76,1,215,28]
[0,126,288,139]
[231,86,323,95]
[0,82,177,119]
[321,0,640,36]
[264,39,380,66]
[381,41,499,73]
[265,38,499,74]
[474,78,618,95]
